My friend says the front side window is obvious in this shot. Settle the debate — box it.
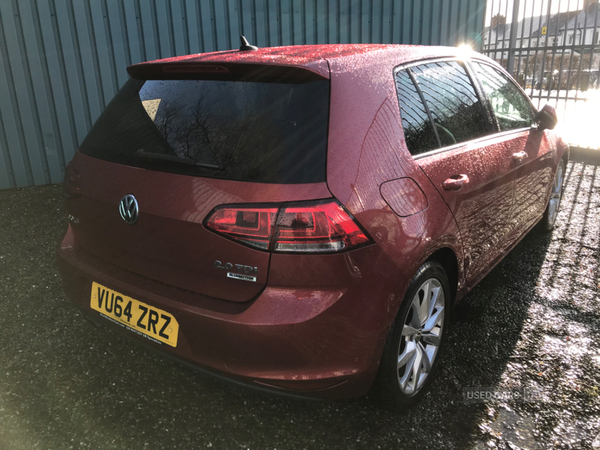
[472,62,535,131]
[395,60,491,156]
[410,61,490,148]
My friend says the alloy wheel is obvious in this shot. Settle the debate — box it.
[546,161,565,227]
[397,278,445,396]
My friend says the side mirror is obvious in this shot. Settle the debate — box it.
[535,104,558,131]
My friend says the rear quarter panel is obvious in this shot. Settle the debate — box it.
[325,49,467,315]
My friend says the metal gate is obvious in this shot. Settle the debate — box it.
[482,0,600,149]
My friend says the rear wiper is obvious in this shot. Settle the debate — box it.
[134,149,223,170]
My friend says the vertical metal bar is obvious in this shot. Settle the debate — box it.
[574,0,598,95]
[527,0,544,100]
[507,0,520,75]
[571,17,588,113]
[532,0,547,108]
[515,0,528,86]
[494,0,501,59]
[588,0,600,91]
[484,0,493,56]
[555,0,569,97]
[499,0,509,67]
[561,1,581,119]
[537,0,553,106]
[546,0,563,105]
[563,1,578,115]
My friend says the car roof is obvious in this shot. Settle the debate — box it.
[128,44,466,79]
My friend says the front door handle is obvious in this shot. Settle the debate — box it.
[512,151,528,163]
[442,174,469,191]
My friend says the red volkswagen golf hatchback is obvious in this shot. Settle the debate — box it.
[57,43,568,407]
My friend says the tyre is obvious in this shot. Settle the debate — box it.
[373,260,450,408]
[540,159,565,231]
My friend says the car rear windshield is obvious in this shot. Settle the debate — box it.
[79,77,330,184]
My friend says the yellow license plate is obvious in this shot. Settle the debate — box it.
[90,282,179,347]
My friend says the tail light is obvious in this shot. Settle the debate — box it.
[203,206,278,250]
[64,162,81,199]
[204,199,372,253]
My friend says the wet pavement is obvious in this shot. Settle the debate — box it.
[0,157,599,450]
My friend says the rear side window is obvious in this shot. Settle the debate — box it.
[80,77,330,184]
[471,62,535,131]
[395,61,491,155]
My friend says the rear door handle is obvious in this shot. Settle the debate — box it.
[512,151,528,163]
[442,174,469,191]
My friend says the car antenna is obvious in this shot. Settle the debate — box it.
[239,35,258,51]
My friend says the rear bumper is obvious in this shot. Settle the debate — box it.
[57,225,402,399]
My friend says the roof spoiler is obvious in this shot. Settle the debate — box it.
[127,62,329,82]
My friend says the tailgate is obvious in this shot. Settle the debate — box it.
[67,152,331,302]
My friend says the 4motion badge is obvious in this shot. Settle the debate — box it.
[214,260,258,282]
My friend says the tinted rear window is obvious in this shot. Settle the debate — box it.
[80,77,330,184]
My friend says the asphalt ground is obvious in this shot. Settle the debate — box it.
[0,157,599,450]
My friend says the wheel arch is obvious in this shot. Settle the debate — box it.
[425,247,459,307]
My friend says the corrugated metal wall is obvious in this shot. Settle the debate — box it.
[0,0,485,189]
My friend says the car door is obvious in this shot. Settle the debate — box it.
[470,60,556,235]
[395,60,517,287]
